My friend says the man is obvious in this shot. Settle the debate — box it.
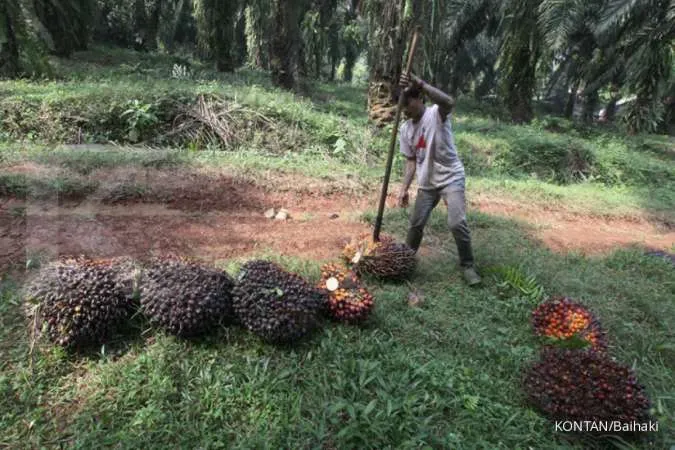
[396,73,481,286]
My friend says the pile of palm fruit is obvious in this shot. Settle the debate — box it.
[317,262,374,323]
[531,296,607,353]
[22,248,388,351]
[233,260,326,344]
[341,232,416,280]
[23,256,140,349]
[523,296,652,438]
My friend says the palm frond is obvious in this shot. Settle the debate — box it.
[596,0,638,33]
[442,0,492,49]
[537,0,584,51]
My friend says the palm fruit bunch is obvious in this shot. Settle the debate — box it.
[139,256,235,338]
[531,296,607,353]
[342,233,416,280]
[23,256,137,349]
[524,348,651,430]
[317,262,374,323]
[232,260,326,344]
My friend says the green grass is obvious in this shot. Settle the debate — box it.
[1,211,673,449]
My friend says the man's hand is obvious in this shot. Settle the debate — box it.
[400,73,455,118]
[397,190,409,208]
[399,73,423,90]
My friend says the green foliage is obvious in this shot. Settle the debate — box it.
[495,130,596,183]
[621,98,666,135]
[94,0,170,50]
[497,0,542,123]
[340,7,366,83]
[33,0,94,57]
[94,0,138,47]
[488,264,545,303]
[121,99,159,142]
[0,0,53,78]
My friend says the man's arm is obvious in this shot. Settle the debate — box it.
[402,158,416,190]
[397,122,415,207]
[398,158,416,207]
[401,73,455,121]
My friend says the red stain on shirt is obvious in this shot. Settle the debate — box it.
[416,134,426,150]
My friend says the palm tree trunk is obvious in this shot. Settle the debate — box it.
[271,0,303,89]
[0,4,20,77]
[564,80,579,119]
[328,19,339,81]
[366,0,407,126]
[581,91,599,123]
[235,5,247,66]
[145,0,164,51]
[72,0,93,51]
[245,2,268,69]
[498,0,541,123]
[196,0,237,72]
[34,0,77,57]
[132,0,147,50]
[603,95,620,122]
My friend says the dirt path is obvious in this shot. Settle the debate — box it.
[1,165,673,273]
[0,191,374,272]
[470,195,675,254]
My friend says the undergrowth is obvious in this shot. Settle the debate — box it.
[2,46,673,195]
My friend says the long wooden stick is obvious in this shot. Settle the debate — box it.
[373,27,421,242]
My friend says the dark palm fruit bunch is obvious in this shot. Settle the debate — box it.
[342,233,416,280]
[317,263,374,323]
[23,256,137,349]
[232,260,327,344]
[139,256,235,338]
[524,348,651,429]
[531,296,607,353]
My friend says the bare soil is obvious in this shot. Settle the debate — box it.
[1,165,673,273]
[471,196,675,254]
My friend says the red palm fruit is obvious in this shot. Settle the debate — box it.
[532,296,607,353]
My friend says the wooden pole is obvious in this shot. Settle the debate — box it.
[373,27,421,242]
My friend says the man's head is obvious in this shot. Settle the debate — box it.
[399,85,425,121]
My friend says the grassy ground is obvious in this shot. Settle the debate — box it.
[1,46,674,448]
[1,211,673,448]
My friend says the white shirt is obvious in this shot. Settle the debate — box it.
[399,104,465,190]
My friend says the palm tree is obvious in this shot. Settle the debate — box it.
[537,0,604,119]
[497,0,542,123]
[270,0,306,89]
[341,0,363,82]
[245,0,272,70]
[364,0,414,126]
[33,0,93,57]
[194,0,238,72]
[433,0,498,95]
[300,0,339,79]
[0,0,21,77]
[596,0,675,133]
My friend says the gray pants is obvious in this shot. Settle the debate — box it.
[406,185,475,267]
